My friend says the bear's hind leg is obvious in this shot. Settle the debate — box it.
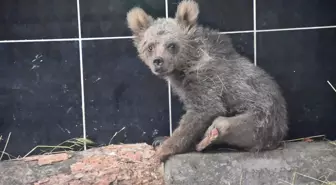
[196,113,260,151]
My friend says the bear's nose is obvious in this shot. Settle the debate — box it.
[153,57,164,67]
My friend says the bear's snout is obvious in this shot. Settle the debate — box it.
[153,57,165,72]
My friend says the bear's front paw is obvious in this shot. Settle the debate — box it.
[155,145,173,162]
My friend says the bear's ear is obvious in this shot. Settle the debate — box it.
[175,0,199,27]
[127,7,153,36]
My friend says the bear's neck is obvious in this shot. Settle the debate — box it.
[165,70,189,99]
[166,70,186,86]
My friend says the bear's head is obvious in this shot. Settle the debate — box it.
[126,0,200,77]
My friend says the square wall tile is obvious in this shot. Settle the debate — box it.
[257,29,336,140]
[257,0,336,29]
[229,33,254,60]
[168,0,253,32]
[0,0,78,40]
[80,0,165,38]
[82,39,170,146]
[0,42,82,158]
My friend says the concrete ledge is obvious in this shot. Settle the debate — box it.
[0,142,334,185]
[164,142,336,185]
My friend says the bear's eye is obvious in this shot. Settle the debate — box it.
[167,43,176,50]
[147,45,154,52]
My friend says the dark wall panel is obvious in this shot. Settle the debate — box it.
[0,0,78,40]
[0,42,82,157]
[168,0,253,32]
[80,0,166,37]
[257,29,336,140]
[82,39,170,146]
[257,0,336,29]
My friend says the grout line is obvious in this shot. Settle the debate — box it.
[0,38,79,43]
[0,36,134,43]
[165,0,169,18]
[168,79,173,136]
[76,0,87,150]
[253,0,257,66]
[218,30,254,34]
[82,36,134,41]
[327,81,336,93]
[219,25,336,35]
[165,0,173,136]
[257,25,336,33]
[2,25,336,44]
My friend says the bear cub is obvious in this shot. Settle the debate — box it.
[126,0,288,162]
